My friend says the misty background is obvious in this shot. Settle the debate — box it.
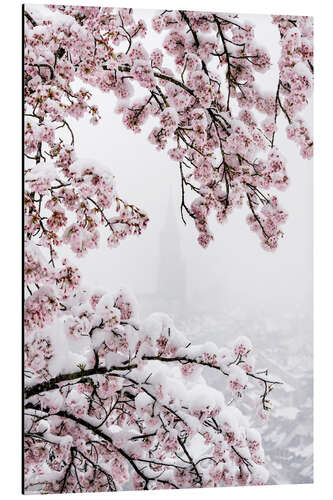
[40,7,313,485]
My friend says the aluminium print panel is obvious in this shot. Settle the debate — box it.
[23,4,313,494]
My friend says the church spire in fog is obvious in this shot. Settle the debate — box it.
[157,188,187,314]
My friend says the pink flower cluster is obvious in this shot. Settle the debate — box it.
[287,119,313,159]
[247,195,288,250]
[24,286,58,334]
[273,15,313,158]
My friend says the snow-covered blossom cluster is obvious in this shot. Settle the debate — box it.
[25,290,280,492]
[23,5,302,494]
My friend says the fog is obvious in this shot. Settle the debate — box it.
[68,11,312,325]
[48,7,313,484]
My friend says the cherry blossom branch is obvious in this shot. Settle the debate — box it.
[25,403,181,490]
[25,351,281,401]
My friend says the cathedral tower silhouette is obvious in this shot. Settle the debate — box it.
[156,189,187,317]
